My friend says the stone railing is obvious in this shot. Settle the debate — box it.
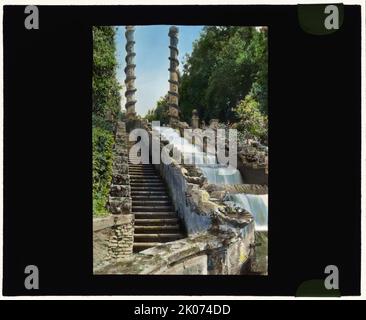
[206,183,268,197]
[95,226,254,275]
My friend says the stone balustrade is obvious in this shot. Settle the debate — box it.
[95,224,255,275]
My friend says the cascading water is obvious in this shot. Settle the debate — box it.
[228,193,268,231]
[153,126,243,184]
[154,126,268,274]
[226,192,268,274]
[198,165,243,184]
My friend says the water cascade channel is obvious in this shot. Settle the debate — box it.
[153,126,243,184]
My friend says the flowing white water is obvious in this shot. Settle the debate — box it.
[199,165,243,184]
[153,126,243,184]
[229,193,268,231]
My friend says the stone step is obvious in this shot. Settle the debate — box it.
[128,171,161,179]
[129,171,157,175]
[134,212,177,219]
[132,200,171,206]
[129,172,157,175]
[131,195,167,199]
[132,206,174,212]
[130,181,164,185]
[130,177,161,180]
[131,184,165,189]
[134,225,180,233]
[128,165,154,168]
[134,233,184,242]
[132,195,169,200]
[133,242,162,252]
[131,191,167,196]
[130,179,160,182]
[130,177,159,180]
[134,218,179,226]
[128,145,186,252]
[128,166,155,168]
[131,187,166,191]
[128,167,155,170]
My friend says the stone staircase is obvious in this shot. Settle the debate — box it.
[129,151,185,253]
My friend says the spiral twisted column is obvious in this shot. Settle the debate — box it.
[124,26,136,118]
[168,26,180,126]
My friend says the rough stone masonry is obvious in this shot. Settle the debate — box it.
[107,121,134,262]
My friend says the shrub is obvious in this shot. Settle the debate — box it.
[92,126,114,216]
[235,94,268,143]
[92,26,121,216]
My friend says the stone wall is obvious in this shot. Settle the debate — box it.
[107,214,134,262]
[156,159,212,235]
[237,143,268,185]
[93,217,113,270]
[95,229,254,275]
[237,160,268,185]
[106,121,134,262]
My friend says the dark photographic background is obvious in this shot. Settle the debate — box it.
[3,5,361,296]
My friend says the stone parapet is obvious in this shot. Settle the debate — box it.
[95,228,254,275]
[93,216,114,232]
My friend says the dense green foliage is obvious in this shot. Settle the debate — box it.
[180,26,268,124]
[233,95,268,143]
[93,127,114,215]
[93,26,122,122]
[145,95,169,125]
[92,26,121,216]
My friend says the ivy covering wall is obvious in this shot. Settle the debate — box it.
[92,26,121,216]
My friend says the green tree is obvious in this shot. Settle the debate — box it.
[247,27,268,114]
[92,26,121,216]
[234,94,268,143]
[92,26,122,124]
[144,95,169,125]
[92,127,114,215]
[180,26,268,123]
